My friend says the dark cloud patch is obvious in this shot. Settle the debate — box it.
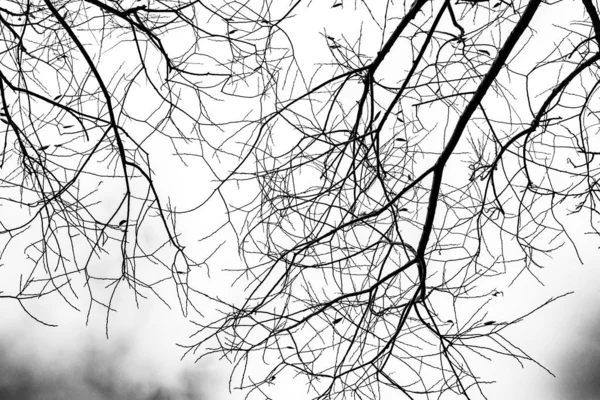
[0,306,215,400]
[0,340,209,400]
[560,347,600,400]
[554,294,600,400]
[0,357,37,400]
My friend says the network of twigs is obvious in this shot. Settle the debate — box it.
[1,0,600,398]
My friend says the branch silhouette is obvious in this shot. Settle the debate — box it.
[1,0,600,399]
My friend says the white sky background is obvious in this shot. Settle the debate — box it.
[1,0,600,399]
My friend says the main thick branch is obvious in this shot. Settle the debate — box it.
[415,0,543,297]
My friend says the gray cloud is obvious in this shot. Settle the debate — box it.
[555,306,600,400]
[0,334,210,400]
[0,293,232,400]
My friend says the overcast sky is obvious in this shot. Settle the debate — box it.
[1,0,600,399]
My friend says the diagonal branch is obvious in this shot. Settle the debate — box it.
[415,0,544,298]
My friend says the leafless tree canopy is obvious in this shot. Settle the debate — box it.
[1,0,600,398]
